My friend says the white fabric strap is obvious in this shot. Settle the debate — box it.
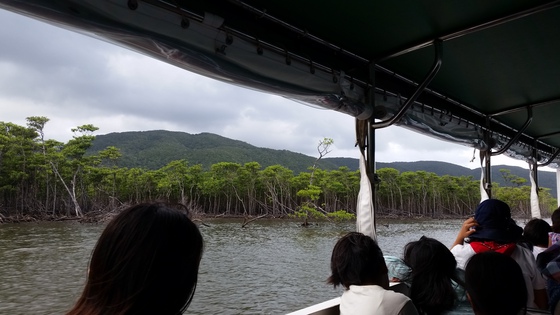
[529,162,541,218]
[356,149,376,240]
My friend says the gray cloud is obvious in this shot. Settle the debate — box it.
[0,8,538,170]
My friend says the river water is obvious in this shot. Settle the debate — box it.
[0,218,483,314]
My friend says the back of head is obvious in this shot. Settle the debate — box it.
[470,199,523,243]
[68,203,204,315]
[552,207,560,233]
[465,251,527,315]
[327,232,387,290]
[523,218,552,248]
[403,236,459,314]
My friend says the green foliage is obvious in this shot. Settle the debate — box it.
[499,168,527,187]
[86,131,559,200]
[296,185,322,200]
[0,119,558,219]
[327,210,356,221]
[292,185,324,220]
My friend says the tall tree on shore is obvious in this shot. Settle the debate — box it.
[0,122,38,216]
[295,138,333,226]
[26,116,51,214]
[259,164,294,216]
[97,145,122,208]
[49,124,99,217]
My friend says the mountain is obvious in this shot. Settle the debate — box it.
[89,130,557,197]
[324,159,556,197]
[380,161,557,196]
[89,130,339,173]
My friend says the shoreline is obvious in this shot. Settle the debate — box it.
[0,212,481,224]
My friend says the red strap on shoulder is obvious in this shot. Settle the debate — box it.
[470,241,516,256]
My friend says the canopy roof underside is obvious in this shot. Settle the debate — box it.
[2,0,560,167]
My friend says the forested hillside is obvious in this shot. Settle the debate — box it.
[90,131,557,197]
[89,130,340,173]
[374,161,557,198]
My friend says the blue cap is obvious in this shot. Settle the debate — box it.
[469,199,523,243]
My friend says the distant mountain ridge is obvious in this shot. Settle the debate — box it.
[326,159,557,197]
[89,130,557,197]
[89,130,340,173]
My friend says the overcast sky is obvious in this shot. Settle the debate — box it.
[0,8,549,172]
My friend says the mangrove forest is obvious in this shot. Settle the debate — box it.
[0,117,556,222]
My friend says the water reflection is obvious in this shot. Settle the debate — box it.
[0,222,101,315]
[0,218,465,314]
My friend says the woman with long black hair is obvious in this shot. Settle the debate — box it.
[67,203,204,315]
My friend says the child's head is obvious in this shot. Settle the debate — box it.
[465,251,527,315]
[403,236,459,314]
[523,218,551,248]
[403,236,457,277]
[327,232,388,290]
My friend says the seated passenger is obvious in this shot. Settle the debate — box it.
[549,207,560,246]
[66,203,204,315]
[465,251,527,315]
[401,236,466,314]
[536,243,560,313]
[450,199,547,310]
[520,218,551,257]
[328,232,418,315]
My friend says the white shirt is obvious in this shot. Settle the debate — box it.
[451,243,546,309]
[340,285,418,315]
[533,246,547,258]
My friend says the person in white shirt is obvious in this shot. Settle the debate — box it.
[521,218,551,258]
[327,232,418,315]
[450,199,547,310]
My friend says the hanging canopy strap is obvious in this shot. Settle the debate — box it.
[356,148,376,240]
[479,151,489,203]
[529,162,541,218]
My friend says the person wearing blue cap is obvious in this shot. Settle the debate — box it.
[449,199,547,310]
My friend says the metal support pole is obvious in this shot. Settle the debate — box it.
[556,170,560,208]
[483,130,493,198]
[484,150,492,198]
[532,148,539,190]
[530,148,541,218]
[367,119,376,208]
[367,63,376,229]
[533,161,539,189]
[371,40,443,129]
[491,107,533,156]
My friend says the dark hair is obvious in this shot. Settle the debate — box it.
[523,218,552,248]
[67,203,204,315]
[552,207,560,233]
[465,251,527,315]
[327,232,388,290]
[403,236,461,315]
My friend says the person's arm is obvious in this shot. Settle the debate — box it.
[534,289,548,310]
[398,300,419,315]
[450,217,478,249]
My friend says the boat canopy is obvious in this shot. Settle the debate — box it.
[2,0,560,167]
